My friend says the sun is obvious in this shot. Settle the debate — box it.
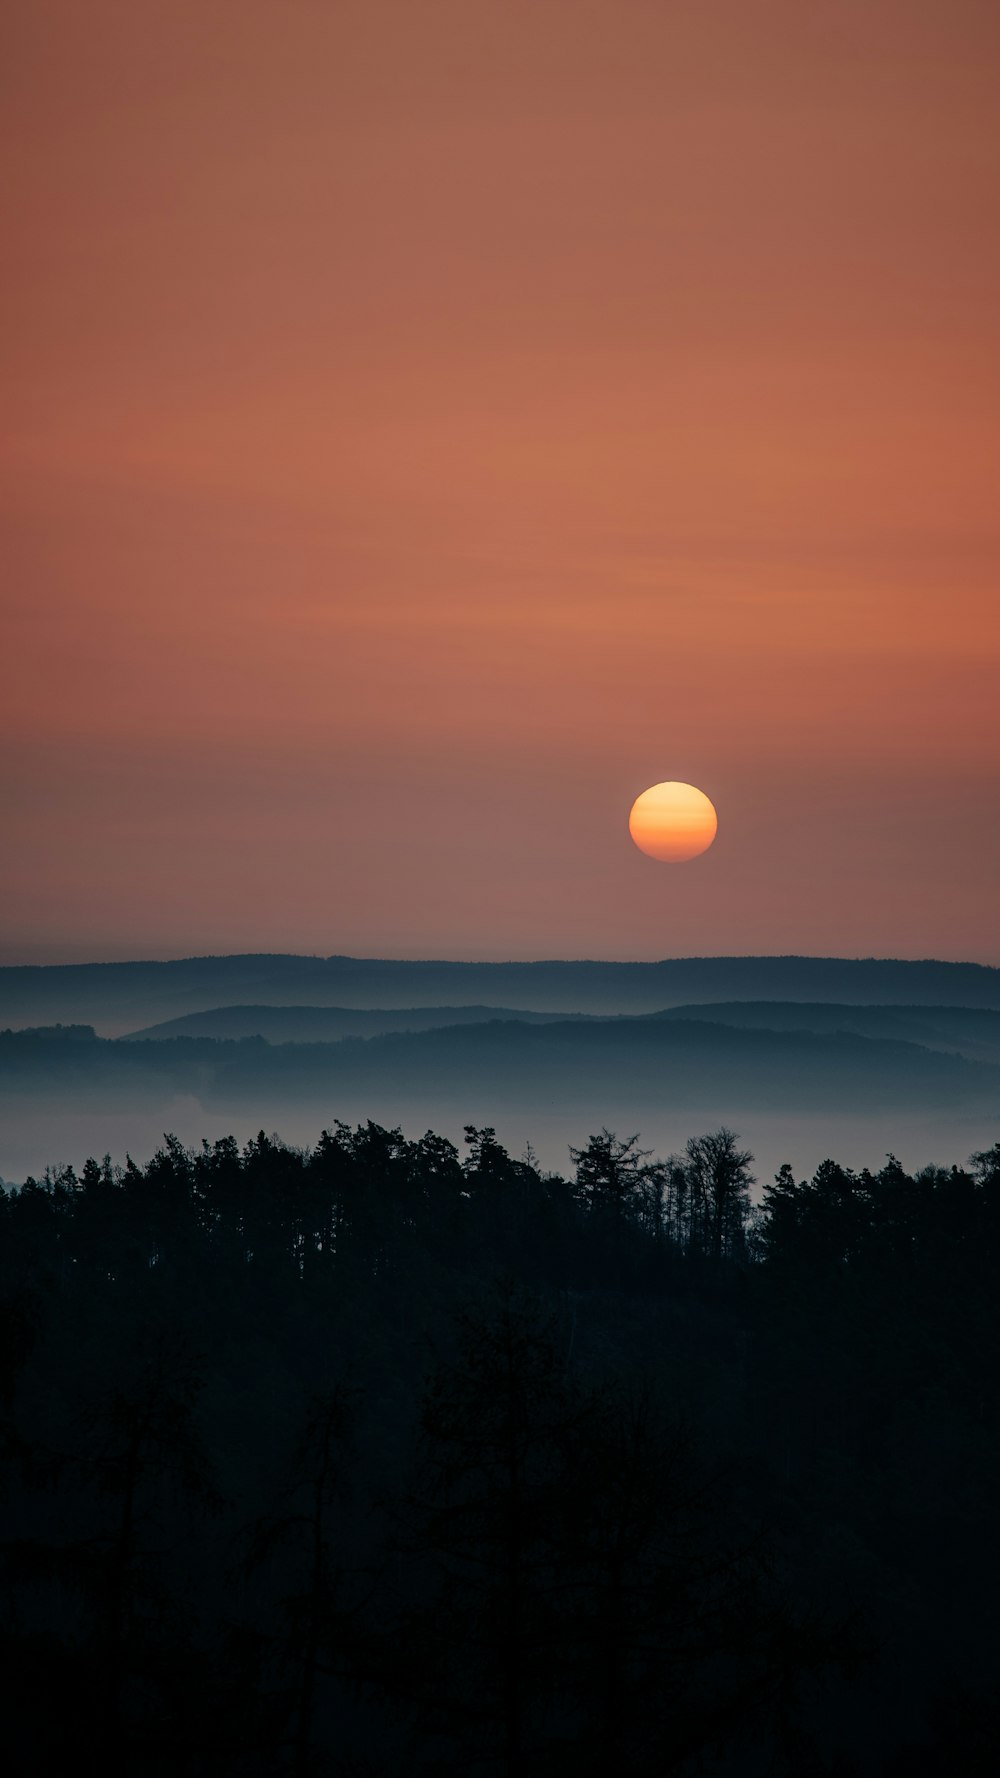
[628,781,718,862]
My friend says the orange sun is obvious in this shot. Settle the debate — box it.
[628,781,718,862]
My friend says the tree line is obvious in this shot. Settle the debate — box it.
[2,1119,1000,1773]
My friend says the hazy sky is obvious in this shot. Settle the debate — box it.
[3,0,999,963]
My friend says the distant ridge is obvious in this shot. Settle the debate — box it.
[3,1014,999,1120]
[127,1004,597,1042]
[648,1002,1000,1063]
[2,954,999,1036]
[119,999,1000,1064]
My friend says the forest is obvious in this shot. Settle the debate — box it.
[3,1117,1000,1774]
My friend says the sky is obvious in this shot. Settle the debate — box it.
[3,0,999,964]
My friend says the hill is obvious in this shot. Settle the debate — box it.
[3,952,1000,1035]
[127,1003,596,1042]
[4,1014,998,1118]
[650,1002,1000,1063]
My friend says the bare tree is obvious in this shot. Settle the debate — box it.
[678,1129,755,1262]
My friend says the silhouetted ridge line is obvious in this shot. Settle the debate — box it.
[5,1015,999,1119]
[126,1003,599,1042]
[4,954,1000,1037]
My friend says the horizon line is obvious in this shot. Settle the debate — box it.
[2,950,998,974]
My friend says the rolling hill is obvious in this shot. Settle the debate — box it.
[3,952,1000,1036]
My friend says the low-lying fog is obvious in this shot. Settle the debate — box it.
[3,1091,995,1195]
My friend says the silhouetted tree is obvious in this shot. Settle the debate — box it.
[570,1128,651,1224]
[675,1127,755,1261]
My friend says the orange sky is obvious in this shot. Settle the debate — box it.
[3,0,999,963]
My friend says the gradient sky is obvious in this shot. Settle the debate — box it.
[3,0,999,964]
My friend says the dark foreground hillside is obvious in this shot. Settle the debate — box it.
[3,1119,1000,1775]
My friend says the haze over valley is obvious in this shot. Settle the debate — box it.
[4,953,998,1186]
